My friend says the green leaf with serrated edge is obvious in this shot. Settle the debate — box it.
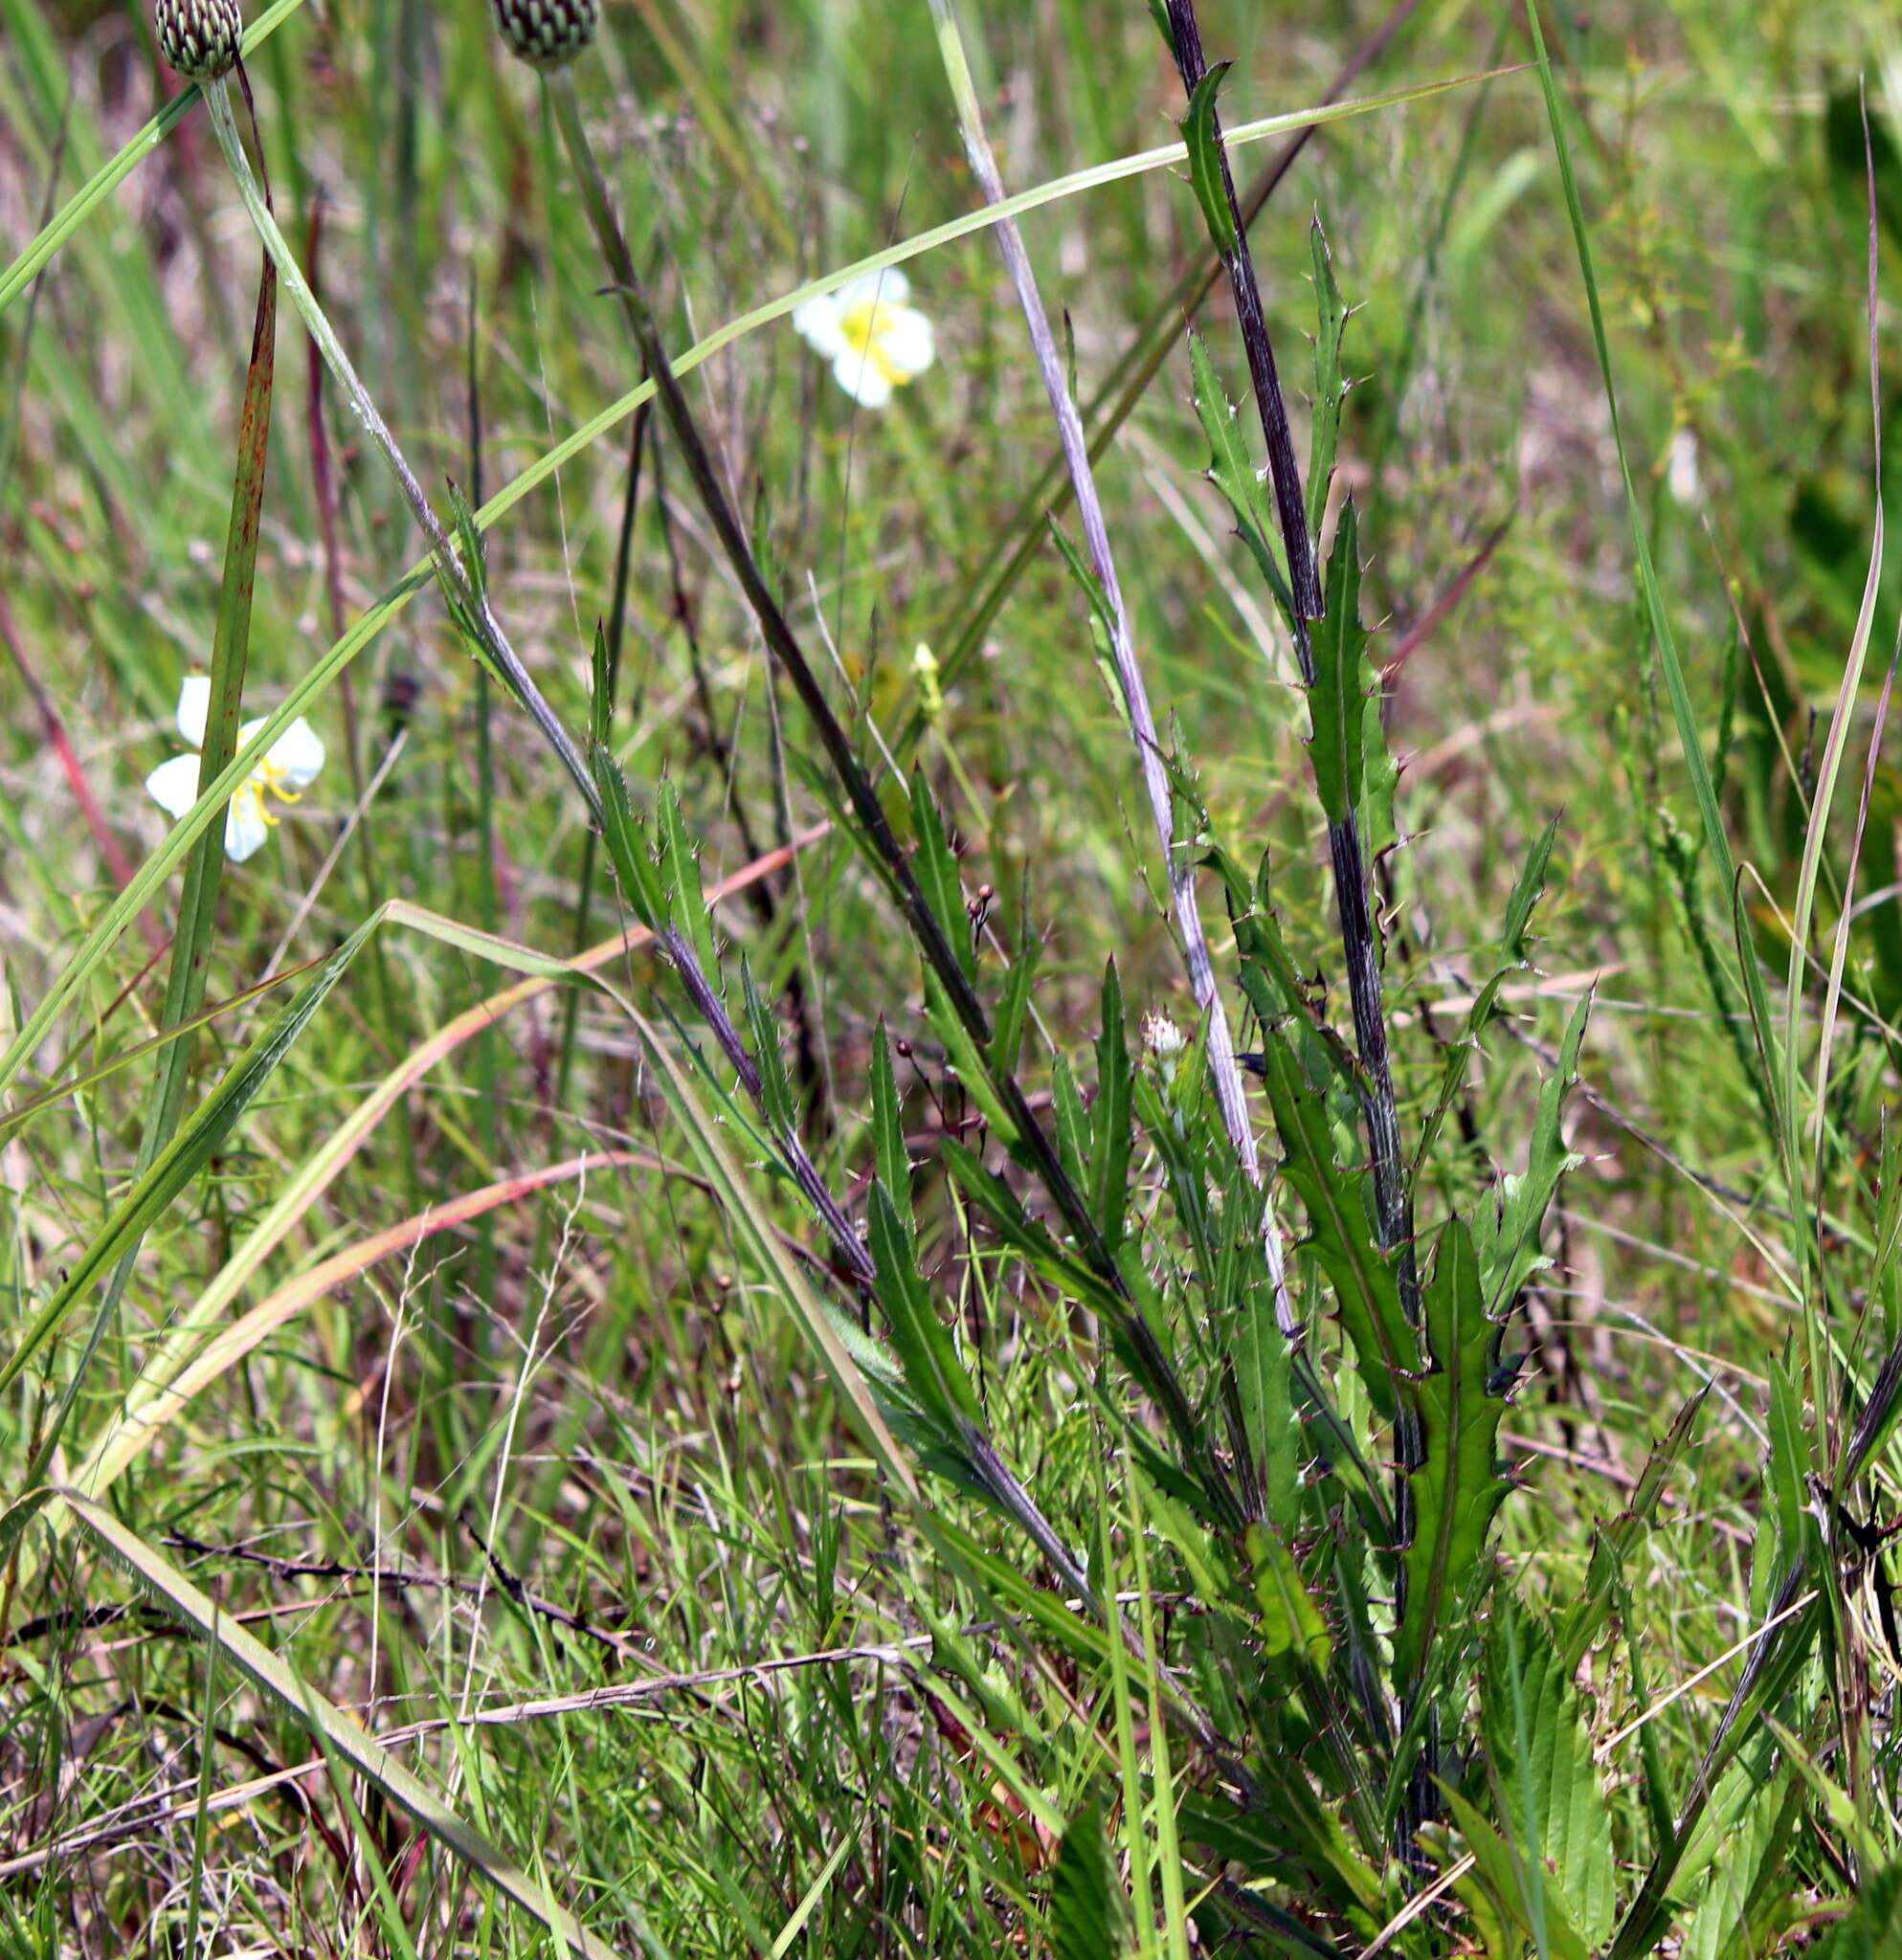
[1555,1385,1708,1674]
[1474,991,1588,1316]
[909,770,975,985]
[1679,1773,1799,1960]
[1309,501,1369,826]
[1360,681,1400,862]
[1307,218,1348,543]
[1091,960,1134,1254]
[1046,514,1115,641]
[739,956,794,1137]
[1441,1784,1590,1960]
[1235,1268,1300,1536]
[1482,1593,1617,1952]
[660,781,721,991]
[588,619,614,747]
[590,743,663,931]
[1049,1799,1129,1960]
[1053,1055,1090,1201]
[1257,1036,1417,1418]
[1180,1786,1386,1924]
[1500,815,1561,964]
[1180,61,1240,256]
[922,970,1019,1149]
[939,1140,1123,1322]
[1140,1460,1236,1611]
[1413,818,1563,1176]
[990,874,1039,1080]
[1767,1356,1810,1578]
[868,1027,912,1223]
[1130,1066,1217,1293]
[868,1180,983,1434]
[1189,331,1296,623]
[930,1514,1116,1666]
[1246,1525,1332,1674]
[1395,1220,1511,1689]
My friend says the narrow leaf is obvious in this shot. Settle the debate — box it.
[1306,217,1348,543]
[1308,500,1368,826]
[1395,1219,1513,1688]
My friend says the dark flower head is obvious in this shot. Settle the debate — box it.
[155,0,242,82]
[491,0,599,67]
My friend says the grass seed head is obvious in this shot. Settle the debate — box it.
[155,0,242,81]
[491,0,598,66]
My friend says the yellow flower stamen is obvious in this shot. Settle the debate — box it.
[839,301,915,390]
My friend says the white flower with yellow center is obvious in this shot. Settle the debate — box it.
[793,270,935,409]
[145,676,325,863]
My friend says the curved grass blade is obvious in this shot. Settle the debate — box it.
[56,1490,627,1960]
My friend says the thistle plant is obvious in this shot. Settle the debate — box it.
[489,0,599,67]
[153,0,240,81]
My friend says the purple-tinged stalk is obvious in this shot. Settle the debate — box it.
[1161,0,1416,1321]
[922,0,1295,1340]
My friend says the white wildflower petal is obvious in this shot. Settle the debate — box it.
[145,753,203,821]
[225,793,270,863]
[874,304,934,379]
[834,349,894,409]
[839,268,908,309]
[176,674,212,747]
[266,719,325,788]
[792,294,846,360]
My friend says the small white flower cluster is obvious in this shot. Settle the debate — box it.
[793,271,934,409]
[145,676,324,862]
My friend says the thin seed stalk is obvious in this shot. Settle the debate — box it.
[199,76,595,813]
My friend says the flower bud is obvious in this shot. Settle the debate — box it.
[490,0,599,66]
[155,0,242,82]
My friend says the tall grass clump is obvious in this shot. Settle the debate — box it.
[6,0,1902,1955]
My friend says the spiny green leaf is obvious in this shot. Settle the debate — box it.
[1482,1592,1617,1952]
[1049,1799,1129,1960]
[740,957,794,1137]
[590,743,664,931]
[1090,959,1134,1255]
[922,970,1020,1150]
[1257,1034,1418,1419]
[989,875,1040,1080]
[1189,329,1295,620]
[909,770,976,986]
[1053,1054,1090,1201]
[1308,500,1369,827]
[1180,61,1240,257]
[1307,217,1348,543]
[1234,1268,1300,1536]
[868,1026,912,1223]
[1679,1773,1800,1960]
[1473,991,1588,1317]
[1441,1783,1590,1960]
[659,781,721,991]
[1500,816,1561,966]
[1246,1524,1332,1675]
[868,1180,983,1435]
[940,1139,1122,1322]
[1395,1219,1512,1688]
